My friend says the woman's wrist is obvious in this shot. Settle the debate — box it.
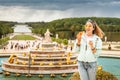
[92,47,95,50]
[91,47,96,53]
[76,43,80,46]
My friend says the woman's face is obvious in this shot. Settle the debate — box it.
[85,22,94,34]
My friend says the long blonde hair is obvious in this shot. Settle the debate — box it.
[93,21,104,38]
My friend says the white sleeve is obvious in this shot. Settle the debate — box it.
[72,39,80,53]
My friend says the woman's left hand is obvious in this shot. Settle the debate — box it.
[89,41,96,53]
[89,41,94,48]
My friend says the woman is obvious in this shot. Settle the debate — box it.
[73,19,104,80]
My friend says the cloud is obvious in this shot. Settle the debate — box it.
[0,6,74,22]
[0,0,120,22]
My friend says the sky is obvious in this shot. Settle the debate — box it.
[0,0,120,22]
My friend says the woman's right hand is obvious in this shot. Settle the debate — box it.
[77,40,80,46]
[76,31,83,46]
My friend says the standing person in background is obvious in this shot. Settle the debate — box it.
[72,19,104,80]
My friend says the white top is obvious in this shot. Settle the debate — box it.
[72,32,102,62]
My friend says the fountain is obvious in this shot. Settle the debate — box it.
[1,29,78,76]
[2,44,78,75]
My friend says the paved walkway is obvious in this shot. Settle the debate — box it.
[101,50,120,57]
[102,44,120,51]
[0,49,119,57]
[0,40,120,57]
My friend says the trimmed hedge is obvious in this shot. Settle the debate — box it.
[0,37,9,48]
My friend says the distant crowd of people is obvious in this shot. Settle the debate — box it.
[3,40,42,51]
[2,40,73,52]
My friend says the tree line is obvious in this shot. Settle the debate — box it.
[26,17,120,41]
[0,21,17,38]
[0,17,120,41]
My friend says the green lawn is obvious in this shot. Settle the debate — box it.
[11,35,36,40]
